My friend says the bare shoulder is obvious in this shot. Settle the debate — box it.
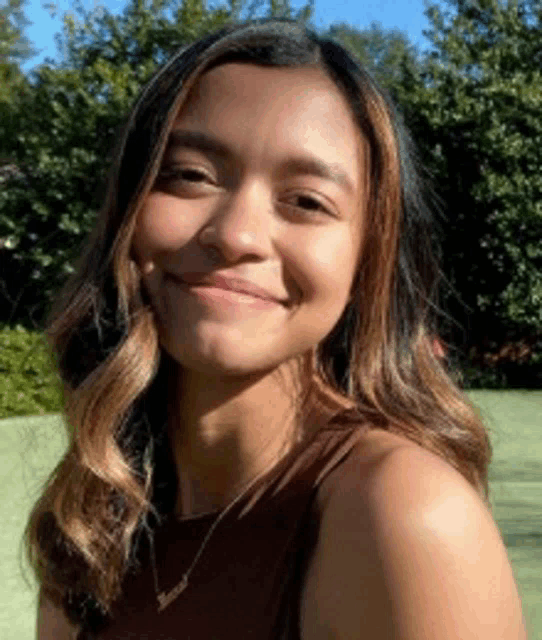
[37,588,80,640]
[314,427,484,516]
[300,428,528,640]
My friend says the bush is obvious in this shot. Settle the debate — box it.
[459,335,542,390]
[0,325,62,418]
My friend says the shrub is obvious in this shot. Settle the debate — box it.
[0,325,62,418]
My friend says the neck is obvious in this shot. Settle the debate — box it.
[168,360,308,518]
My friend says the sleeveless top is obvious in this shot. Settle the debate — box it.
[88,393,370,640]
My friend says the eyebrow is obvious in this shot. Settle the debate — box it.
[166,129,355,195]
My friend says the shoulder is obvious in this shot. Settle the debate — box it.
[300,428,527,640]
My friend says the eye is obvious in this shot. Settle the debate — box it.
[284,194,333,218]
[157,166,214,185]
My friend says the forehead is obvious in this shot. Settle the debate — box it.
[190,61,347,105]
[177,62,360,142]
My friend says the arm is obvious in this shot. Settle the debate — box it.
[301,444,528,640]
[37,588,80,640]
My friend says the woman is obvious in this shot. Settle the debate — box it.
[27,17,527,640]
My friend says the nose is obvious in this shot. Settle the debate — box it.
[199,180,275,264]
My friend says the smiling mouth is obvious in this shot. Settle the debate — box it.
[167,275,282,309]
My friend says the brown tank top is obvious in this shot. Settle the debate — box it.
[90,401,369,640]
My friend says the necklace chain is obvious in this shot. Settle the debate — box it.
[149,460,279,613]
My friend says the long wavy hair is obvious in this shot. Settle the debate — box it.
[24,16,492,635]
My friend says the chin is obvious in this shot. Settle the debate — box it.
[164,346,281,378]
[163,339,312,381]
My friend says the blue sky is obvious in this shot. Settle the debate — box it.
[22,0,434,71]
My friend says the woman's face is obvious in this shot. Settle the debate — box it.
[132,63,365,379]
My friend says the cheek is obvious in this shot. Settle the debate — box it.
[299,230,359,302]
[132,193,197,260]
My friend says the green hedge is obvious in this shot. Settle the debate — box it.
[0,326,62,418]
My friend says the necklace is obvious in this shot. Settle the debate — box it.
[149,458,283,613]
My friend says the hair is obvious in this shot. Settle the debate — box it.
[23,16,492,635]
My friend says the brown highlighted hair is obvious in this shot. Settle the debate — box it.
[23,17,492,635]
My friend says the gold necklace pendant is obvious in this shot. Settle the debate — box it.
[157,574,189,612]
[152,451,289,613]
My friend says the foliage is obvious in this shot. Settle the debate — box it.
[322,4,541,384]
[322,21,421,98]
[0,0,35,104]
[0,0,540,387]
[400,0,542,356]
[457,347,542,388]
[0,325,62,418]
[0,0,315,327]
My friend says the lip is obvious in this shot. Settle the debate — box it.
[171,272,287,304]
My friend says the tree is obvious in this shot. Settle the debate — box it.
[319,7,541,385]
[0,0,315,326]
[322,21,420,97]
[398,0,542,384]
[0,0,35,103]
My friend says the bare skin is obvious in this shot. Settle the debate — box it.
[132,63,365,517]
[129,59,528,640]
[40,61,365,639]
[39,64,527,640]
[37,429,527,640]
[169,361,304,515]
[300,429,528,640]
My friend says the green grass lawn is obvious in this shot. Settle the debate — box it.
[2,391,541,639]
[473,391,542,640]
